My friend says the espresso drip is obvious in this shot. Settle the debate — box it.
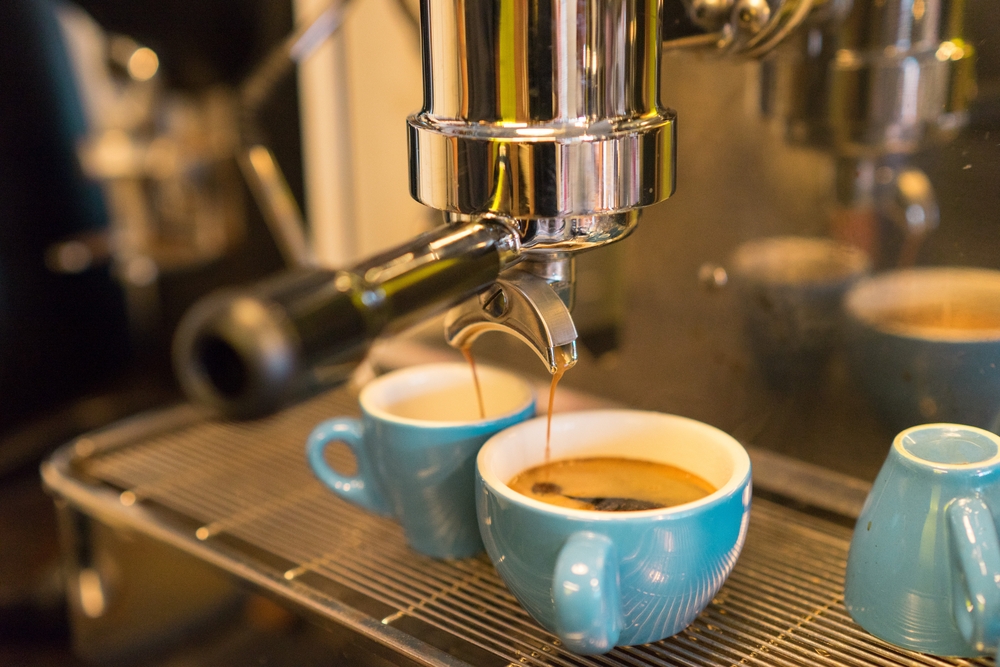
[461,344,486,420]
[545,346,574,462]
[462,340,570,460]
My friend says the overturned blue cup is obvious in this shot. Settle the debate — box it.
[846,423,1000,657]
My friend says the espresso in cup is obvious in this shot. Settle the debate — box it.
[476,409,752,654]
[508,457,716,511]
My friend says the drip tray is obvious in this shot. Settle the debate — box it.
[42,386,991,667]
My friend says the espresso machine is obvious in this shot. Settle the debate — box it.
[26,0,1000,663]
[171,0,675,416]
[170,0,978,424]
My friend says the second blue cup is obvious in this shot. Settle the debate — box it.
[307,363,535,559]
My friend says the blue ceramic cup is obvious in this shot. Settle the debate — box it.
[844,268,1000,433]
[476,410,752,654]
[845,423,1000,657]
[731,236,870,391]
[307,363,535,559]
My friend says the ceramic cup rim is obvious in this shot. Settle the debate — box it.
[731,235,871,286]
[360,362,535,429]
[893,422,1000,470]
[478,409,751,521]
[845,267,1000,343]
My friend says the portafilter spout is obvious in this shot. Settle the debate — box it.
[445,270,578,374]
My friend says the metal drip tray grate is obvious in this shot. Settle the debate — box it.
[43,387,992,667]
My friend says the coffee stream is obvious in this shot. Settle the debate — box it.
[545,345,577,465]
[461,343,571,463]
[461,344,486,420]
[458,344,714,513]
[546,364,566,463]
[461,345,697,513]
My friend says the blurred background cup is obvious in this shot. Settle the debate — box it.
[476,410,752,654]
[306,363,535,559]
[845,423,1000,657]
[844,268,1000,434]
[730,236,871,391]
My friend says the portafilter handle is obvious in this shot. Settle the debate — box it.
[172,219,520,418]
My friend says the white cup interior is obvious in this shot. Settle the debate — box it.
[845,268,1000,342]
[479,410,751,516]
[361,363,534,425]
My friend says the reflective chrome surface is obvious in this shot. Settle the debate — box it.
[171,218,524,417]
[408,0,676,222]
[444,270,579,373]
[761,0,975,157]
[408,0,675,368]
[513,211,639,255]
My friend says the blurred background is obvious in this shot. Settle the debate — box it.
[1,0,998,662]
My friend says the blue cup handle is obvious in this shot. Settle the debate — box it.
[553,531,623,654]
[947,497,1000,655]
[306,418,392,516]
